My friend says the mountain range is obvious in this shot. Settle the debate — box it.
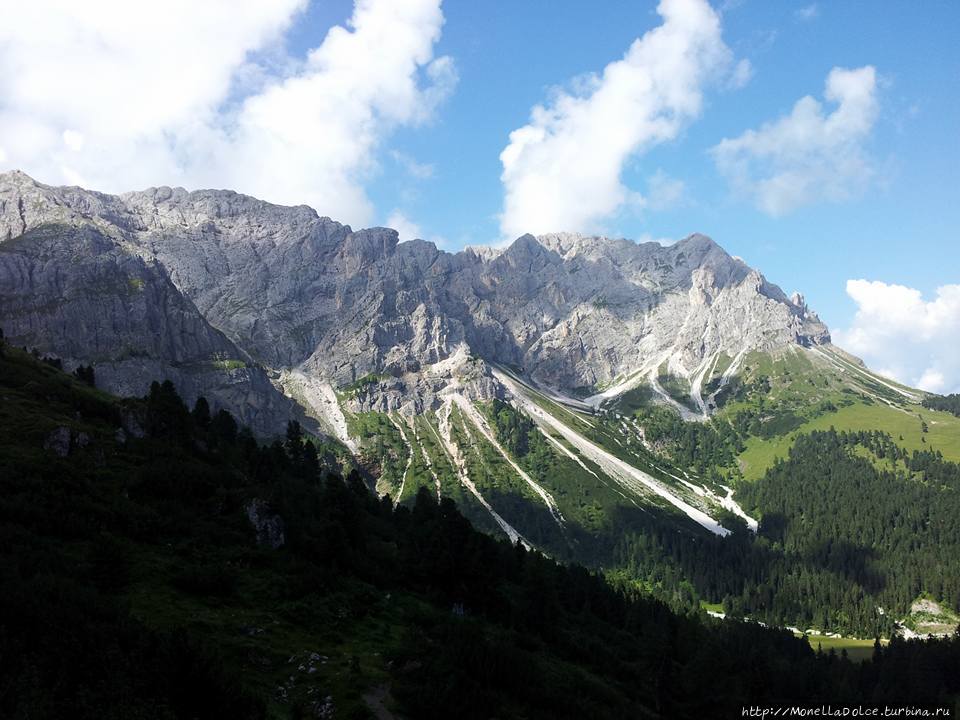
[1,169,828,427]
[3,169,959,582]
[4,170,960,713]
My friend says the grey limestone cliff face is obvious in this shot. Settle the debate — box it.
[0,171,829,428]
[454,232,829,390]
[0,173,299,434]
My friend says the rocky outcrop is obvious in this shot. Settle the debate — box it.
[0,171,831,425]
[245,499,285,549]
[43,426,72,457]
[42,425,91,457]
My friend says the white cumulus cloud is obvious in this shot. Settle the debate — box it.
[0,0,454,228]
[498,0,740,239]
[711,65,878,216]
[833,280,960,394]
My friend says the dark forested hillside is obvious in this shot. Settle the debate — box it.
[738,431,960,615]
[1,344,959,718]
[606,427,960,638]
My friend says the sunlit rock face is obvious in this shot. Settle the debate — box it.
[0,171,829,428]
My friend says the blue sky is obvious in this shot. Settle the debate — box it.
[0,0,957,390]
[366,1,958,326]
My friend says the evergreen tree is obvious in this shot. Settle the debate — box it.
[192,396,211,429]
[73,364,96,387]
[285,419,304,465]
[145,380,191,443]
[210,408,238,446]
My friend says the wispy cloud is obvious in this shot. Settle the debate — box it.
[390,150,435,179]
[498,0,742,239]
[711,66,878,216]
[728,58,754,89]
[794,4,819,22]
[834,280,960,394]
[644,170,688,211]
[0,0,455,228]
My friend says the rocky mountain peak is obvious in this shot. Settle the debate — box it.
[462,244,505,262]
[0,172,832,430]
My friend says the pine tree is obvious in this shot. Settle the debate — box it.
[285,420,304,467]
[210,409,238,446]
[73,364,96,387]
[191,396,211,429]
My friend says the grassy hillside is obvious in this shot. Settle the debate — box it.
[337,344,960,643]
[587,345,960,637]
[801,635,880,663]
[617,345,960,481]
[738,400,960,480]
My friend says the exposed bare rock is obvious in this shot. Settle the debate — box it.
[0,175,300,434]
[245,499,286,549]
[0,171,831,426]
[43,426,72,457]
[41,425,91,456]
